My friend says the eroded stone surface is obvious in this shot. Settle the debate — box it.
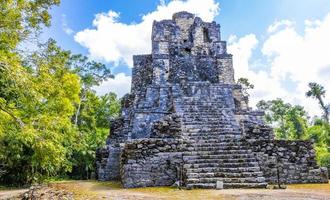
[96,11,328,189]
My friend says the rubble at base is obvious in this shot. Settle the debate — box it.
[18,185,74,200]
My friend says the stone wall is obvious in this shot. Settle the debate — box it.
[248,140,328,184]
[95,145,121,181]
[240,117,274,140]
[151,114,182,138]
[217,55,235,84]
[120,139,189,188]
[131,55,153,95]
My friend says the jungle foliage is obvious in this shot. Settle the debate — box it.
[0,0,328,186]
[256,91,330,173]
[0,1,120,185]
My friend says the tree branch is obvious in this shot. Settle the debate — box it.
[0,106,25,128]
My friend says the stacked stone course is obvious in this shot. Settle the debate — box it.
[96,11,328,189]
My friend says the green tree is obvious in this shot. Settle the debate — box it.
[257,99,308,139]
[237,77,254,97]
[0,0,60,51]
[68,54,113,126]
[0,0,61,130]
[64,54,117,179]
[306,82,329,123]
[0,0,121,185]
[257,99,291,139]
[70,92,120,179]
[307,119,330,172]
[1,1,61,184]
[0,40,80,185]
[285,105,308,140]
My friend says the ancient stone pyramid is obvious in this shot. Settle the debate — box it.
[96,11,328,189]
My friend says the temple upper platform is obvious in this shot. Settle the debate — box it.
[132,12,234,95]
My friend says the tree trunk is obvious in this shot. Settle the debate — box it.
[317,96,329,123]
[74,91,86,126]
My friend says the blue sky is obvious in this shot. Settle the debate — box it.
[42,0,330,116]
[45,0,330,54]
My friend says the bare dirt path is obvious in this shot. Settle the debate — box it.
[0,189,28,200]
[51,180,330,200]
[1,181,329,200]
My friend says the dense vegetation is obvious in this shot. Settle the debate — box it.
[0,1,328,186]
[0,1,120,185]
[240,79,330,173]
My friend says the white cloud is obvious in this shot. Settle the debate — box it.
[74,0,219,67]
[228,13,330,117]
[228,34,289,109]
[267,19,295,33]
[93,73,131,98]
[263,14,330,116]
[228,34,258,78]
[61,14,74,35]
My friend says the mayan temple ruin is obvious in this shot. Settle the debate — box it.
[96,11,328,189]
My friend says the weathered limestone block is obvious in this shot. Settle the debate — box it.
[120,139,188,188]
[248,140,329,184]
[96,145,121,181]
[217,56,235,84]
[151,114,182,138]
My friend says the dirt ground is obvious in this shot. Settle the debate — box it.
[1,181,329,200]
[0,189,28,200]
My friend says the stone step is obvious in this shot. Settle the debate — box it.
[183,125,239,130]
[183,161,259,168]
[222,182,267,189]
[182,119,237,123]
[182,124,240,129]
[180,112,233,116]
[185,183,216,189]
[179,108,232,112]
[180,113,234,117]
[181,118,236,123]
[184,130,241,135]
[184,157,257,164]
[186,146,251,151]
[185,182,267,189]
[186,171,264,179]
[186,131,242,136]
[186,135,243,140]
[179,104,227,108]
[186,135,242,139]
[178,97,229,101]
[183,154,255,160]
[188,138,246,142]
[178,105,227,109]
[177,100,226,104]
[186,166,262,173]
[183,149,252,156]
[186,132,242,135]
[186,177,266,184]
[180,109,228,113]
[184,138,244,143]
[183,125,240,130]
[181,120,236,124]
[187,142,246,147]
[184,130,241,134]
[187,143,246,147]
[183,120,234,124]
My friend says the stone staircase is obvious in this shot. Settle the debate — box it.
[174,93,267,189]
